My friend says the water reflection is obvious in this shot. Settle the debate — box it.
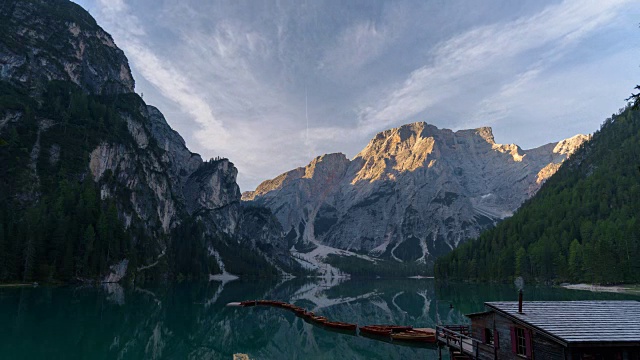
[0,278,638,359]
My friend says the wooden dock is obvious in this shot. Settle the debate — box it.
[436,325,496,360]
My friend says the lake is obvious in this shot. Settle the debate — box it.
[1,278,638,359]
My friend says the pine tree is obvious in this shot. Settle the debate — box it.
[568,239,583,281]
[83,224,96,275]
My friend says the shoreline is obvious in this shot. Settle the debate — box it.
[561,283,640,295]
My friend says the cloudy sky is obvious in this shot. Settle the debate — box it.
[74,0,640,191]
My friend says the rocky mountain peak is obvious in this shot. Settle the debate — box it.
[0,0,135,95]
[553,134,591,155]
[473,126,496,144]
[242,153,351,202]
[246,121,590,270]
[304,153,349,179]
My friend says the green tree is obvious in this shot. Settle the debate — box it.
[83,224,96,274]
[568,239,583,281]
[514,246,527,278]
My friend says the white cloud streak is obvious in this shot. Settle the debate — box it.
[83,0,637,190]
[321,20,391,73]
[358,0,632,133]
[96,0,231,146]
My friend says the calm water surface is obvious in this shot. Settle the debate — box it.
[1,278,638,359]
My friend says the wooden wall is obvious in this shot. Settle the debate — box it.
[470,313,495,360]
[471,311,565,360]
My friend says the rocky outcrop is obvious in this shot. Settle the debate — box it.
[0,0,134,95]
[185,159,242,235]
[145,106,203,191]
[244,122,589,264]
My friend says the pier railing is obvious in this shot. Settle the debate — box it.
[436,325,496,360]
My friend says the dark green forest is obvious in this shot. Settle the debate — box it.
[435,106,640,284]
[0,81,261,283]
[0,81,149,282]
[326,254,432,278]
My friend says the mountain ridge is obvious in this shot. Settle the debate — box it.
[243,121,589,273]
[435,106,640,284]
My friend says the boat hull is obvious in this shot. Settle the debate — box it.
[359,326,392,336]
[390,329,436,343]
[324,321,357,331]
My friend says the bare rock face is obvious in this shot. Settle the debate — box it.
[145,106,203,189]
[0,0,135,95]
[244,122,589,264]
[184,159,242,235]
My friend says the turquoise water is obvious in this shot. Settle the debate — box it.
[1,279,638,359]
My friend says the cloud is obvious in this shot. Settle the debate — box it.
[321,20,391,73]
[84,0,637,190]
[357,0,632,133]
[95,0,231,147]
[93,0,305,187]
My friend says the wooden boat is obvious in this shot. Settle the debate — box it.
[369,325,413,333]
[293,308,307,316]
[239,300,257,307]
[256,300,277,306]
[414,328,436,334]
[302,312,328,325]
[324,321,357,331]
[300,311,315,319]
[391,328,436,343]
[282,303,298,311]
[309,315,328,324]
[359,326,392,336]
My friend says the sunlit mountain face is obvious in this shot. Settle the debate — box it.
[242,122,589,272]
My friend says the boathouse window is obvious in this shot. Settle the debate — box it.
[515,328,527,356]
[510,326,532,358]
[484,328,494,345]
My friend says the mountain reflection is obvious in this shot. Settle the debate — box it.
[0,279,451,359]
[1,279,637,359]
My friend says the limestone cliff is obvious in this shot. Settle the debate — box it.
[0,0,134,95]
[243,122,589,265]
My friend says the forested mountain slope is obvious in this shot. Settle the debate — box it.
[435,106,640,284]
[0,0,300,283]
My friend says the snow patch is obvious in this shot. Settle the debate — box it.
[103,282,125,305]
[291,242,375,278]
[103,259,128,283]
[562,283,638,294]
[208,246,239,282]
[369,237,390,256]
[209,273,239,282]
[137,249,166,271]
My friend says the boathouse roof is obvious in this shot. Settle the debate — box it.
[484,300,640,347]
